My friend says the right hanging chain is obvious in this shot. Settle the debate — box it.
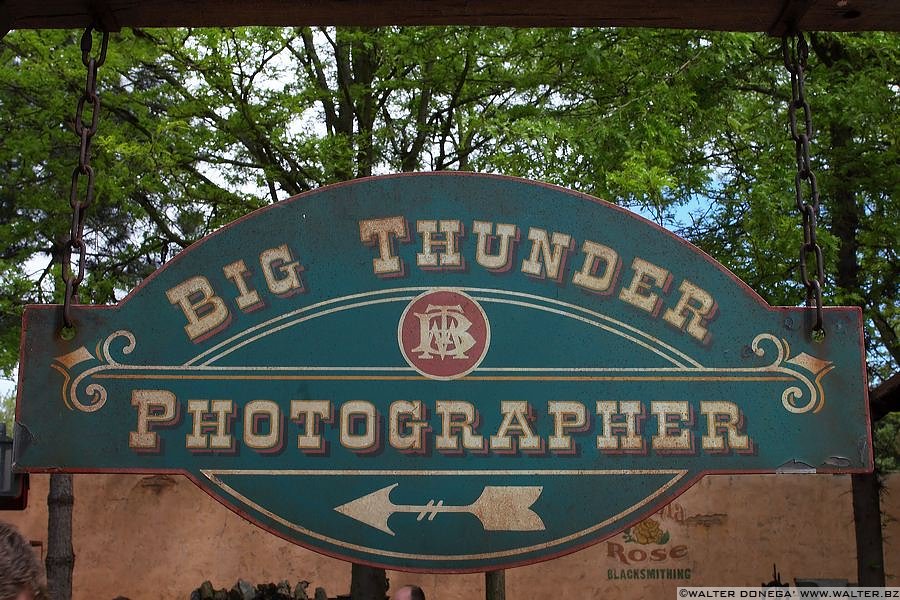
[781,31,826,340]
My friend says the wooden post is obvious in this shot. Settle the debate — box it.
[852,472,886,586]
[485,570,505,600]
[46,473,75,600]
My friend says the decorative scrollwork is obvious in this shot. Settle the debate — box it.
[50,328,833,418]
[750,333,833,414]
[750,333,787,366]
[99,330,136,365]
[52,330,137,413]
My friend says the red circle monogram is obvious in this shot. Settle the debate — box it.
[398,289,491,380]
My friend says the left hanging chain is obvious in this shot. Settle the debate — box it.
[61,26,109,336]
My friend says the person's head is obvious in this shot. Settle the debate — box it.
[394,584,426,600]
[0,521,45,600]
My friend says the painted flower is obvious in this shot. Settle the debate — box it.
[632,518,667,545]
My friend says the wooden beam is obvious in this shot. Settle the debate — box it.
[768,0,815,36]
[1,0,899,32]
[871,372,900,423]
[0,1,11,39]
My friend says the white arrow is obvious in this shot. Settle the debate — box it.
[334,483,545,536]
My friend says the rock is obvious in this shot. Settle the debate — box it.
[199,581,216,600]
[236,579,256,600]
[225,587,243,600]
[293,580,310,600]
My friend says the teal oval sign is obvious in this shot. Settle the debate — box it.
[15,173,871,571]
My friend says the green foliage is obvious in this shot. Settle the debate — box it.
[672,32,899,385]
[875,412,900,472]
[0,389,13,435]
[0,26,896,390]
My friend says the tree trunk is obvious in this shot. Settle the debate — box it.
[46,473,75,600]
[350,563,388,600]
[828,120,886,587]
[47,236,76,600]
[808,33,888,585]
[485,570,506,600]
[345,32,385,593]
[351,28,378,179]
[852,473,885,586]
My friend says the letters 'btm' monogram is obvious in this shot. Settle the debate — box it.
[411,305,476,360]
[399,289,490,380]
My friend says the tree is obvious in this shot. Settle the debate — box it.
[0,390,12,434]
[1,26,897,597]
[673,32,898,585]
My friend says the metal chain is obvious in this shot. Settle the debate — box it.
[62,26,109,332]
[781,32,825,337]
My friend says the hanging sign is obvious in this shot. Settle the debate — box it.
[15,173,871,572]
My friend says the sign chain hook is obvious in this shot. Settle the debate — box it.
[61,25,109,337]
[781,31,825,340]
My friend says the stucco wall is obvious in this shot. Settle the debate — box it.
[4,472,899,599]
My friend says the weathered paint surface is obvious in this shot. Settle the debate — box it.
[14,173,871,571]
[6,472,900,599]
